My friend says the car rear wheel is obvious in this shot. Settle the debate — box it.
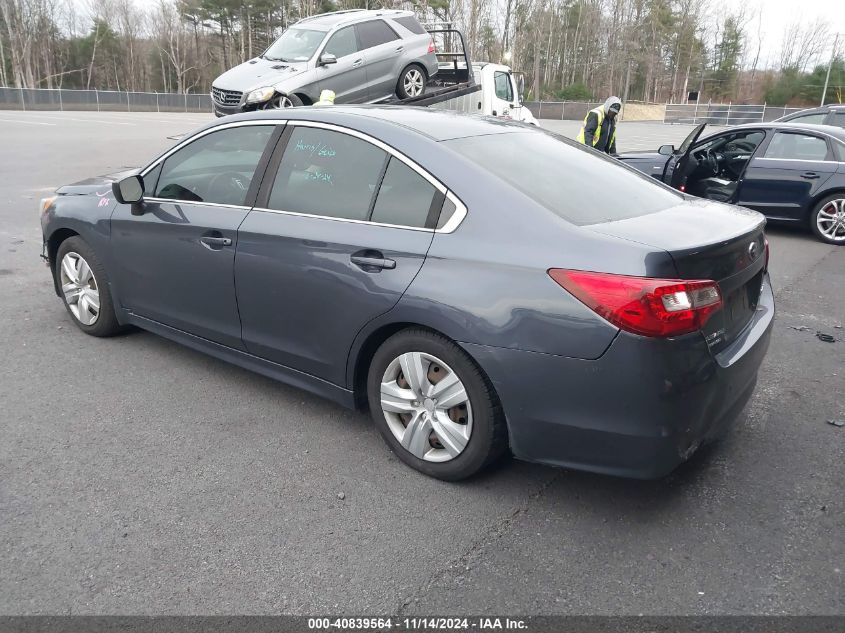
[810,195,845,244]
[396,65,426,100]
[56,237,122,336]
[367,329,507,480]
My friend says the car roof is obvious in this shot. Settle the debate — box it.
[728,121,845,142]
[294,9,414,30]
[214,106,531,142]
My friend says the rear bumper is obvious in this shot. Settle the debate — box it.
[462,274,775,479]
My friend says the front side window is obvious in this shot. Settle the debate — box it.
[494,72,513,102]
[155,125,274,206]
[371,158,437,228]
[268,127,387,221]
[263,27,327,62]
[764,132,829,161]
[356,20,399,49]
[324,26,358,58]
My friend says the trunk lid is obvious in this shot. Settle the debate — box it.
[588,198,766,351]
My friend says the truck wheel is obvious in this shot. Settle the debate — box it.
[396,65,426,100]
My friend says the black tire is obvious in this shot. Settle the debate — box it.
[367,328,507,481]
[809,194,845,245]
[55,236,123,337]
[395,65,427,100]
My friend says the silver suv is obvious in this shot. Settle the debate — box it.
[211,9,438,116]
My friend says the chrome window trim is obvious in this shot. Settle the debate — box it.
[262,120,468,233]
[754,157,842,165]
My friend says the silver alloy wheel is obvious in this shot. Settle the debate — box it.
[403,69,425,97]
[817,199,845,242]
[59,251,100,326]
[380,352,472,463]
[271,95,295,109]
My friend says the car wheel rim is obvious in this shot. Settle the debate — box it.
[271,95,294,109]
[60,252,100,326]
[380,352,472,463]
[817,199,845,242]
[404,69,424,97]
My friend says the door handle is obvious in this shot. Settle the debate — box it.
[200,236,232,249]
[352,58,363,67]
[800,172,820,179]
[351,253,396,271]
[395,46,404,53]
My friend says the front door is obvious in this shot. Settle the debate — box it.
[318,26,368,103]
[736,131,837,220]
[110,124,278,349]
[236,124,442,386]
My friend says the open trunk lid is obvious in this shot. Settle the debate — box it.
[588,198,766,351]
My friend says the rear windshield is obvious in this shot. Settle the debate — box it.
[443,131,683,225]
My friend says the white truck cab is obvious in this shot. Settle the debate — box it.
[430,62,539,126]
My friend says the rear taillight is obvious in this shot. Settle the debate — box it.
[427,38,436,54]
[548,269,722,338]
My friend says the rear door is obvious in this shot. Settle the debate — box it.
[356,19,403,100]
[235,123,444,386]
[318,26,368,103]
[736,130,837,220]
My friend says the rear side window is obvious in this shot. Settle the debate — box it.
[155,125,274,206]
[268,127,386,221]
[444,131,683,225]
[356,20,399,49]
[394,16,426,35]
[371,158,437,228]
[830,111,845,129]
[764,132,829,161]
[324,26,358,58]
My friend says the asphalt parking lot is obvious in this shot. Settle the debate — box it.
[0,111,843,615]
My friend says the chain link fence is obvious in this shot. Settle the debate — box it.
[0,87,213,113]
[663,103,804,125]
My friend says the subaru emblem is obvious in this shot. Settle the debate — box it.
[748,241,759,260]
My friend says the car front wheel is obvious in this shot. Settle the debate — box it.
[56,236,122,336]
[810,195,845,244]
[367,329,507,480]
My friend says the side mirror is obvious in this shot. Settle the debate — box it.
[658,144,675,156]
[319,53,337,66]
[112,174,144,204]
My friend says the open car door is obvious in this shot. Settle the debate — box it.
[667,123,707,189]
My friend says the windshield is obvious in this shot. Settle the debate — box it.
[444,130,683,225]
[263,28,326,62]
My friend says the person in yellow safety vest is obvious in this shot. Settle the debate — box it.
[576,96,622,155]
[315,89,336,105]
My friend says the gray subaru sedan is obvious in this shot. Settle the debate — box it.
[40,107,774,481]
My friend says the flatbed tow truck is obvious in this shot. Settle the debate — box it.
[377,25,538,126]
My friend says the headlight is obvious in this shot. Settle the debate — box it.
[245,87,276,104]
[39,196,56,215]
